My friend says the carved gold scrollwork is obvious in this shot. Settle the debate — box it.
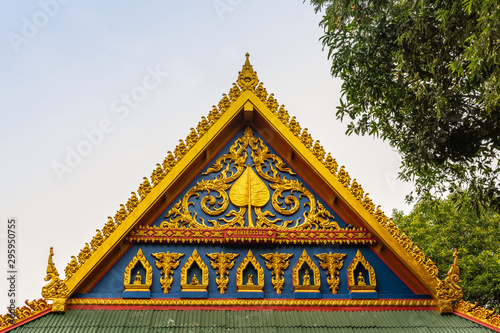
[161,126,341,231]
[15,305,33,321]
[0,298,50,328]
[102,217,116,238]
[347,250,376,292]
[90,229,103,251]
[126,192,139,212]
[324,153,338,175]
[64,256,79,279]
[436,249,463,313]
[181,249,209,291]
[151,252,184,293]
[41,247,69,300]
[0,313,13,328]
[315,252,347,294]
[197,116,210,136]
[455,300,500,328]
[255,82,268,102]
[292,250,321,292]
[425,256,439,278]
[261,252,293,294]
[124,248,153,292]
[267,93,278,112]
[206,252,239,294]
[77,243,91,264]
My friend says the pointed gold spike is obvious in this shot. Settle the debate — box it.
[237,53,259,91]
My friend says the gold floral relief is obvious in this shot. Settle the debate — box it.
[206,252,239,294]
[151,251,184,294]
[180,249,209,291]
[261,252,293,294]
[347,250,376,292]
[124,248,153,292]
[292,250,320,292]
[315,252,347,294]
[160,126,341,231]
[236,250,265,292]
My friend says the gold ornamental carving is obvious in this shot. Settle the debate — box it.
[151,251,184,293]
[229,165,270,227]
[124,248,153,292]
[261,252,293,294]
[292,250,320,292]
[436,249,463,313]
[161,126,341,231]
[41,247,69,302]
[455,300,500,328]
[68,297,436,308]
[236,250,265,292]
[206,252,239,294]
[181,249,209,291]
[347,250,376,292]
[315,252,347,294]
[237,53,258,91]
[0,298,50,329]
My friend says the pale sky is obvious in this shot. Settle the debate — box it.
[0,1,414,308]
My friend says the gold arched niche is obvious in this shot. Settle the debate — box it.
[124,248,153,292]
[347,249,376,292]
[180,249,209,291]
[292,250,320,292]
[236,250,264,292]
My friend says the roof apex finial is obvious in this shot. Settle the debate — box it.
[237,52,258,91]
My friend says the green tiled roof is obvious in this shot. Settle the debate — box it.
[7,309,496,332]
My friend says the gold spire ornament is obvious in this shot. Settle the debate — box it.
[41,247,69,312]
[237,53,258,91]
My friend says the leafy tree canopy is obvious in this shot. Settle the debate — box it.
[310,0,500,211]
[393,195,500,308]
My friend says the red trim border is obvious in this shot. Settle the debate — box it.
[454,310,500,332]
[0,308,52,333]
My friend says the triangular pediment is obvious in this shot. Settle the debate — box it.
[37,54,463,315]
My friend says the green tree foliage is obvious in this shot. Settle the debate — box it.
[310,0,500,211]
[393,195,500,308]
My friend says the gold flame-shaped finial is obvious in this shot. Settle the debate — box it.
[237,53,258,91]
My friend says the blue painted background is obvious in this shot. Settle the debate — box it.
[73,127,431,300]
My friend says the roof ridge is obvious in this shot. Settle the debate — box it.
[41,53,462,314]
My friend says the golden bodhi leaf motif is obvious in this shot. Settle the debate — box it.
[160,126,341,230]
[230,165,270,227]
